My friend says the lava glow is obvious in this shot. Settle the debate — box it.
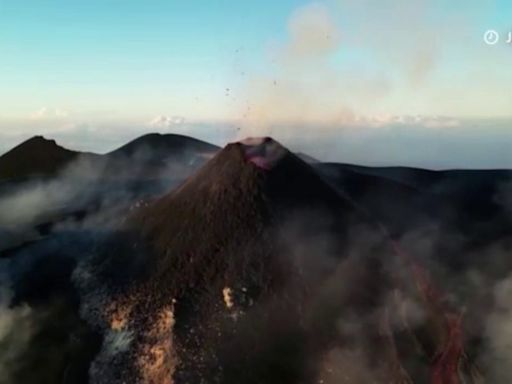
[239,137,287,170]
[391,240,464,384]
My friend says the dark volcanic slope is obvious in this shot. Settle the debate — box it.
[0,136,83,180]
[134,137,358,266]
[323,162,512,264]
[86,138,481,384]
[128,137,362,298]
[316,163,432,234]
[332,163,444,189]
[89,137,383,384]
[333,162,512,192]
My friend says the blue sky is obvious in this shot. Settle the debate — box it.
[0,0,299,116]
[0,0,511,167]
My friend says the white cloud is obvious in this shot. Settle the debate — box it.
[30,107,69,120]
[354,114,461,129]
[149,115,186,128]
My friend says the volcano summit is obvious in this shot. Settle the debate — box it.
[73,138,482,384]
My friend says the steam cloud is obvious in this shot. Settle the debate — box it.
[285,3,341,59]
[0,276,34,382]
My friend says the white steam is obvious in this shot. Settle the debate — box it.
[0,273,35,381]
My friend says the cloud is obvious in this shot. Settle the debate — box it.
[149,115,186,128]
[0,275,35,382]
[0,157,106,230]
[336,0,441,86]
[355,115,461,129]
[30,107,69,120]
[484,274,512,382]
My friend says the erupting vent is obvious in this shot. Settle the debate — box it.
[238,137,288,170]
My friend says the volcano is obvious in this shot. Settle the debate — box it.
[108,133,218,158]
[87,137,371,383]
[0,133,219,184]
[0,136,85,181]
[100,133,219,180]
[83,138,482,384]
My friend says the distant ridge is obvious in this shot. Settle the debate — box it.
[330,162,512,190]
[0,133,220,182]
[108,133,219,157]
[0,136,83,180]
[100,133,220,180]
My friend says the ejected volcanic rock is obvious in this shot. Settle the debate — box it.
[83,138,482,384]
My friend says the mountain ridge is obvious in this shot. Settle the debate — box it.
[0,133,219,182]
[0,136,86,180]
[108,133,218,157]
